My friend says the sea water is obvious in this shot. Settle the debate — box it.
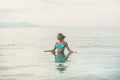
[0,27,120,80]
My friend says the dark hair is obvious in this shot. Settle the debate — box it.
[58,33,66,39]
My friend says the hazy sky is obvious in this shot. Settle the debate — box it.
[0,0,120,27]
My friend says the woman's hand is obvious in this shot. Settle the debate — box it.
[44,50,55,52]
[69,50,77,53]
[44,50,48,52]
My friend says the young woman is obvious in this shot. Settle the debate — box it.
[44,33,76,62]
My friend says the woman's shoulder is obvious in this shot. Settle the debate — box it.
[63,41,68,45]
[55,41,68,45]
[55,42,58,44]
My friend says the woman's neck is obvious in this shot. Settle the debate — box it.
[59,40,63,42]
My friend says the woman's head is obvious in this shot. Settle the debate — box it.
[57,33,66,40]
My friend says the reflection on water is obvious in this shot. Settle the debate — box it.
[56,63,68,73]
[0,27,120,80]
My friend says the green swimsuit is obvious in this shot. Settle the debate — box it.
[55,43,66,62]
[56,43,66,49]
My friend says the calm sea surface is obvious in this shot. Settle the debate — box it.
[0,27,120,80]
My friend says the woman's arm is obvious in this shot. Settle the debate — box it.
[65,42,74,53]
[65,42,77,53]
[44,42,56,52]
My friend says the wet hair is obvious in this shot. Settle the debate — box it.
[58,33,66,39]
